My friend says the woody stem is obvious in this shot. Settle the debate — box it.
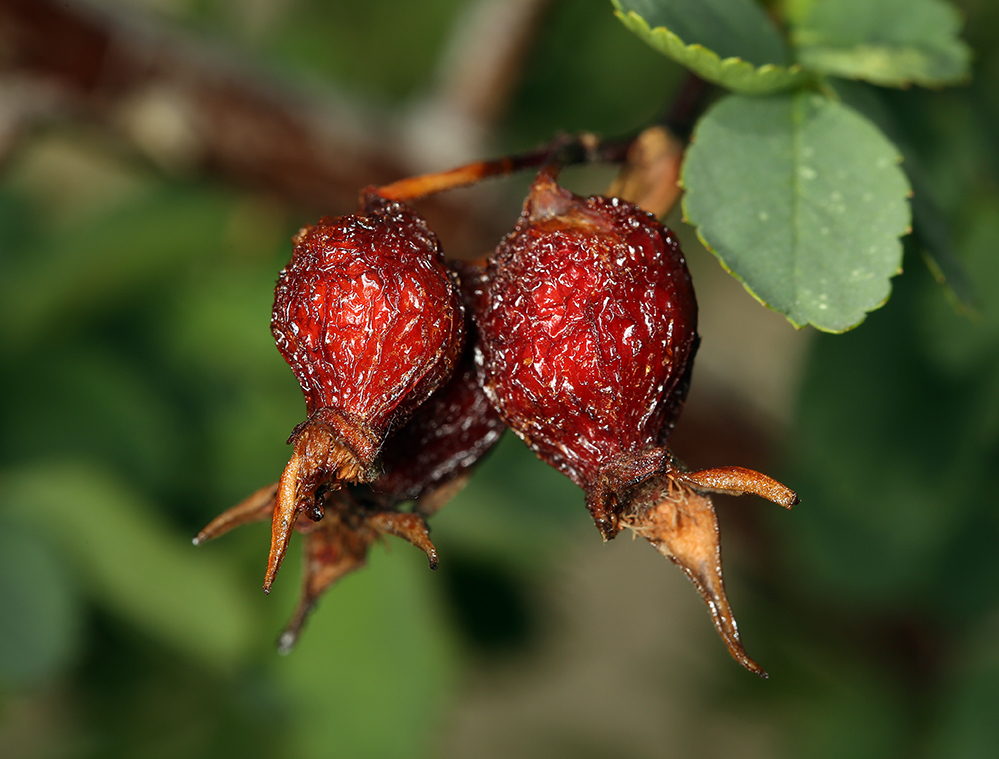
[372,132,634,202]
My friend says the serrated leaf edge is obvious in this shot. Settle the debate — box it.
[685,210,901,333]
[613,5,807,95]
[678,96,910,334]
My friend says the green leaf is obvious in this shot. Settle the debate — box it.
[828,79,976,312]
[792,0,971,87]
[681,92,912,332]
[1,461,259,668]
[612,0,807,94]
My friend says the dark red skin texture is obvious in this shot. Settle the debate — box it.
[373,261,505,502]
[373,330,505,502]
[271,195,464,466]
[476,174,698,537]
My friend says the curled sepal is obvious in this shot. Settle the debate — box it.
[265,412,380,592]
[277,493,438,654]
[621,474,767,677]
[193,482,278,545]
[195,486,438,653]
[365,511,438,570]
[680,466,798,509]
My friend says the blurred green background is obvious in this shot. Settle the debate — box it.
[2,0,999,757]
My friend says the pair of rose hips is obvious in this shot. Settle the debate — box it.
[196,163,797,674]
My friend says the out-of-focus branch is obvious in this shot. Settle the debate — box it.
[405,0,554,168]
[0,74,66,168]
[0,0,403,210]
[0,0,522,255]
[0,0,695,252]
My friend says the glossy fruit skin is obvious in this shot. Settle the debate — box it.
[373,263,505,505]
[476,171,698,538]
[271,193,465,475]
[196,261,502,647]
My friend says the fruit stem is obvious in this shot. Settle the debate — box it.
[372,132,632,202]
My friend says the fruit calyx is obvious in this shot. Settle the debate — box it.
[275,487,438,654]
[584,446,670,538]
[620,461,797,677]
[195,483,438,653]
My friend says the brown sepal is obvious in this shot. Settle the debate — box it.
[193,482,279,545]
[620,462,796,678]
[265,412,380,592]
[195,487,438,653]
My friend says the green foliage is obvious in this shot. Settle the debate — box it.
[275,547,458,759]
[612,0,807,94]
[2,462,258,668]
[505,0,689,145]
[792,0,972,88]
[0,520,81,686]
[682,92,911,331]
[920,198,999,370]
[614,0,970,328]
[0,188,236,349]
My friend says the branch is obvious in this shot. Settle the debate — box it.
[0,0,404,208]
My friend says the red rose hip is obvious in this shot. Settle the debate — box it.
[265,192,464,590]
[194,293,503,651]
[476,168,797,674]
[476,168,698,538]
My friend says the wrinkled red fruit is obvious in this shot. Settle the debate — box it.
[194,314,504,651]
[276,317,505,649]
[372,336,506,515]
[264,192,464,590]
[476,169,698,539]
[476,169,797,675]
[372,262,505,514]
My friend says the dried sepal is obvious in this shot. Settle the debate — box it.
[680,465,798,508]
[193,482,278,545]
[605,125,685,218]
[196,485,438,654]
[276,489,439,654]
[621,462,797,677]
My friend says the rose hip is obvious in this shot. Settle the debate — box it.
[265,192,464,590]
[476,168,797,674]
[476,168,699,538]
[195,275,504,650]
